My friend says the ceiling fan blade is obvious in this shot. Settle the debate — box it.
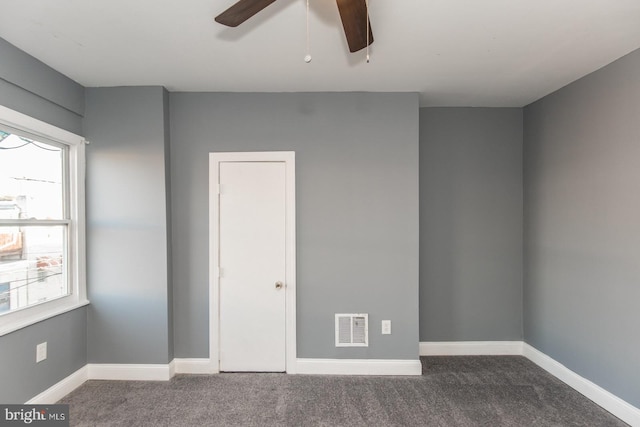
[215,0,277,27]
[336,0,374,53]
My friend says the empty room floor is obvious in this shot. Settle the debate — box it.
[59,356,627,426]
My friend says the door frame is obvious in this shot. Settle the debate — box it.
[209,151,296,374]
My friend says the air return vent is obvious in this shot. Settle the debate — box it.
[335,313,368,347]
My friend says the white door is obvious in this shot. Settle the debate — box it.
[218,161,287,372]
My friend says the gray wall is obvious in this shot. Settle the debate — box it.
[170,92,420,360]
[419,108,523,341]
[163,89,174,361]
[84,87,173,364]
[0,37,84,135]
[0,37,87,403]
[524,48,640,406]
[0,310,86,403]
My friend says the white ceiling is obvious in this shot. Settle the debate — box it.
[1,0,640,107]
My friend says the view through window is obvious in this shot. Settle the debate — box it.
[0,130,69,315]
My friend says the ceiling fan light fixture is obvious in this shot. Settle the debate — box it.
[214,0,373,55]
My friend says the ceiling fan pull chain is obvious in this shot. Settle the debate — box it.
[366,0,370,63]
[304,0,312,63]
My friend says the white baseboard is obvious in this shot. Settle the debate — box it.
[296,358,422,376]
[173,358,215,374]
[26,366,88,404]
[86,363,173,381]
[420,341,523,356]
[522,344,640,427]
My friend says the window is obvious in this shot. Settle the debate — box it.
[0,106,87,335]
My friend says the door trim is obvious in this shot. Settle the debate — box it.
[209,151,296,374]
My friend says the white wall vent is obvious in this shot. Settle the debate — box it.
[335,313,368,347]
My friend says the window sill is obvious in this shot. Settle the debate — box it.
[0,299,90,337]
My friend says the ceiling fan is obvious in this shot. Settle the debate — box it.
[214,0,373,53]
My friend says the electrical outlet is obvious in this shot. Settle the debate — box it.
[381,320,391,335]
[36,342,47,363]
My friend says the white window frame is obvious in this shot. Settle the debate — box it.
[0,105,88,336]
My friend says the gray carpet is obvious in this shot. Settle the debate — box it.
[58,356,628,426]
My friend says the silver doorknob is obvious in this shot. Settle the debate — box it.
[275,281,283,289]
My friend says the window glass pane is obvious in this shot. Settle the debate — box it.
[0,130,65,220]
[0,225,68,315]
